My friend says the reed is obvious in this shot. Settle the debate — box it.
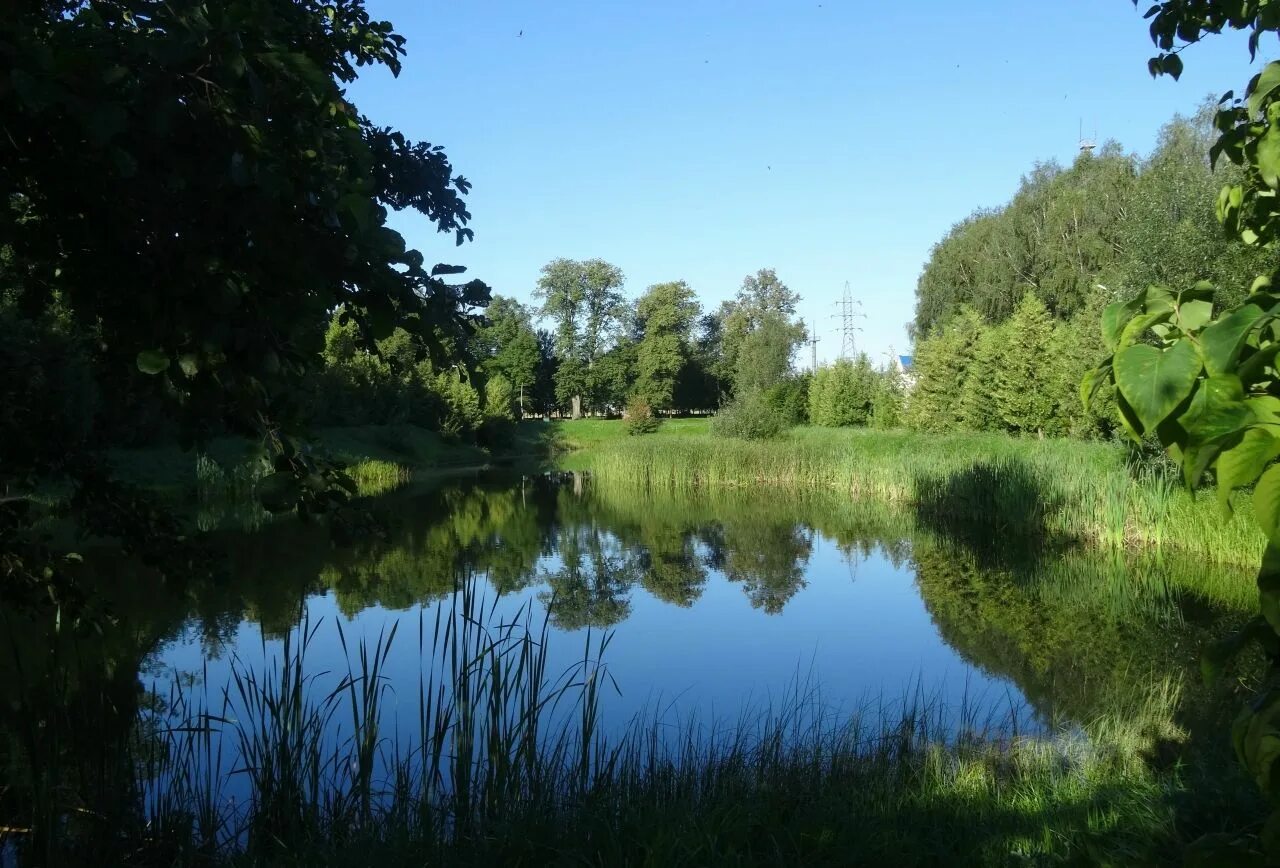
[7,573,1243,866]
[577,427,1264,567]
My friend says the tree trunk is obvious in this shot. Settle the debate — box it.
[571,394,582,419]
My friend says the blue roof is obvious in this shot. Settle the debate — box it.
[899,355,913,369]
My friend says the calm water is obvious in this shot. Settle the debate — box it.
[143,471,1243,736]
[0,469,1251,815]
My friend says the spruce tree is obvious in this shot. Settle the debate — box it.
[993,293,1056,434]
[958,323,1004,431]
[906,308,983,432]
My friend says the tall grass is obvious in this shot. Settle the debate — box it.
[579,427,1264,567]
[4,573,1229,866]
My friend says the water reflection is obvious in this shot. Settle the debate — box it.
[0,471,1258,860]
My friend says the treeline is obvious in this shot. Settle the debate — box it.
[465,261,813,428]
[907,106,1277,439]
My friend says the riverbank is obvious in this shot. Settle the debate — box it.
[107,421,561,499]
[565,421,1265,568]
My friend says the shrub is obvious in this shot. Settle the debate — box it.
[483,374,516,422]
[436,372,483,439]
[624,396,662,435]
[764,373,810,426]
[710,389,788,440]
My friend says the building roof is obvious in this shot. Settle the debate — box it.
[898,354,913,370]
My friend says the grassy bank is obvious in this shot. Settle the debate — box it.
[566,422,1265,567]
[108,421,562,501]
[7,580,1237,868]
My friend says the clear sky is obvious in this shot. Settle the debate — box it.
[349,0,1264,366]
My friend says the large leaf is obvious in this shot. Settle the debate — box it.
[1260,125,1280,189]
[1218,427,1280,510]
[1177,374,1251,445]
[1114,340,1202,432]
[1079,360,1112,413]
[1101,297,1141,351]
[1119,310,1173,348]
[1177,298,1215,332]
[1200,303,1264,375]
[1256,465,1280,544]
[1249,61,1280,116]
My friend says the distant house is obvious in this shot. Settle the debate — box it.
[891,353,916,390]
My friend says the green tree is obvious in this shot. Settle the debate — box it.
[993,293,1056,435]
[634,281,700,411]
[436,371,482,438]
[483,374,516,423]
[734,312,805,395]
[907,308,984,432]
[871,360,906,429]
[718,269,804,395]
[809,355,876,427]
[472,296,540,406]
[958,323,1004,431]
[534,258,625,417]
[1,0,489,529]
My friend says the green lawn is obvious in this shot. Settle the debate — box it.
[552,415,710,450]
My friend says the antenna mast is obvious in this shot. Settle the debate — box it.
[800,319,821,370]
[1078,118,1096,155]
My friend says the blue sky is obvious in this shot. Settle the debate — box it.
[350,0,1264,366]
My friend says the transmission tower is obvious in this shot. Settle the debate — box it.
[831,282,865,359]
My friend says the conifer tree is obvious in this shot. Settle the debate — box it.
[993,293,1056,434]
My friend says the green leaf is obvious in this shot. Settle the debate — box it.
[178,353,199,377]
[1114,391,1144,443]
[257,471,301,513]
[1114,340,1202,432]
[1249,61,1280,116]
[1146,284,1177,314]
[1240,342,1280,386]
[1178,374,1251,444]
[1101,297,1141,351]
[1260,125,1280,189]
[1200,304,1265,375]
[136,350,170,375]
[1218,427,1280,510]
[1177,298,1214,332]
[1079,361,1112,413]
[1250,396,1280,424]
[1256,465,1280,543]
[1119,310,1174,348]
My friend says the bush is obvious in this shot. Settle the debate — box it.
[624,396,662,435]
[483,374,516,422]
[436,371,483,439]
[764,373,810,426]
[710,389,788,440]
